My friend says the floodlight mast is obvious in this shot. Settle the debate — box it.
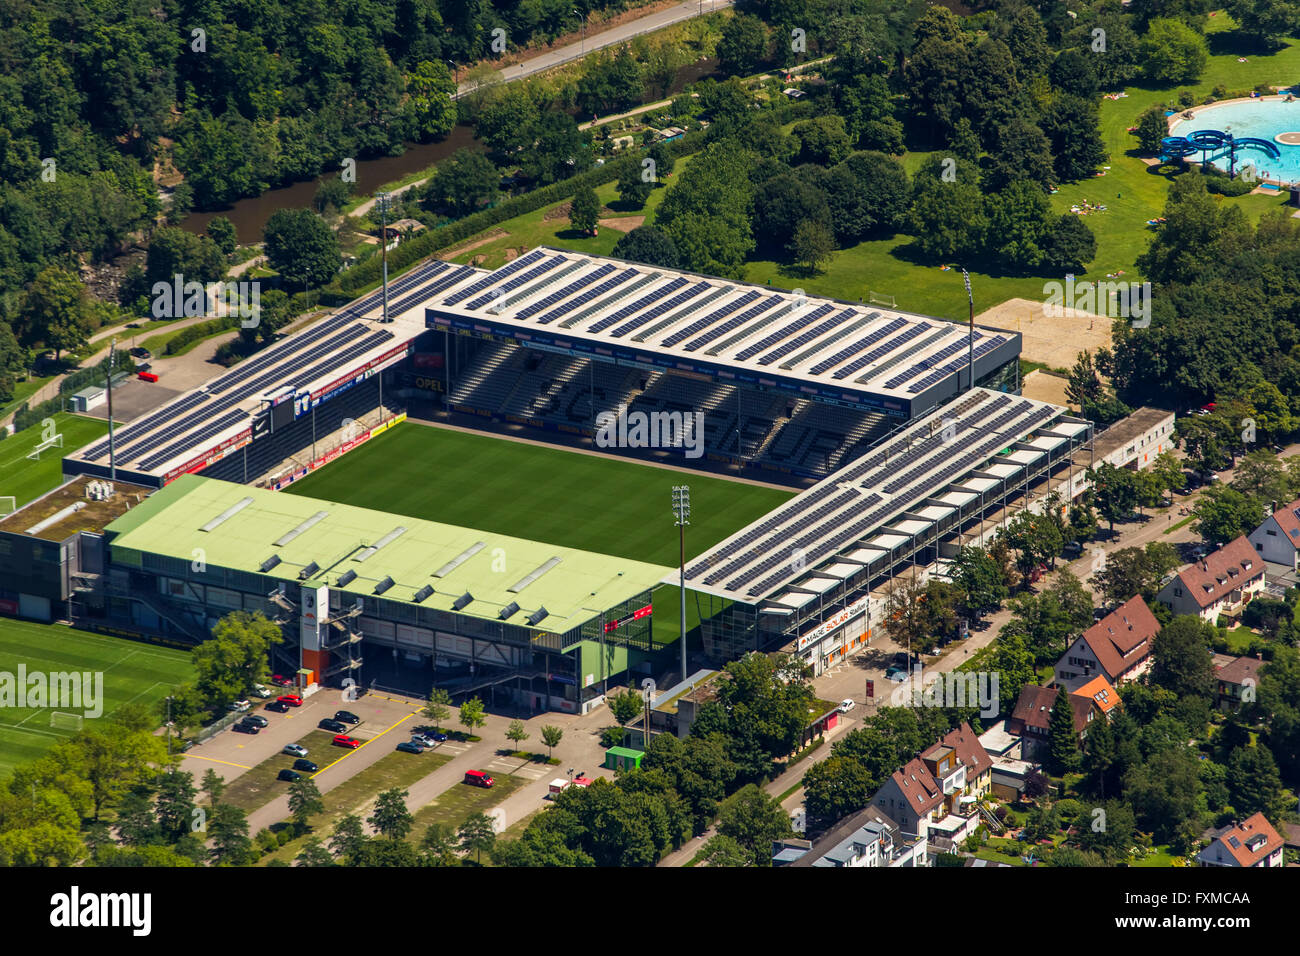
[672,485,690,684]
[962,269,974,392]
[107,338,116,481]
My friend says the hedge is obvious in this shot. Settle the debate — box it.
[163,314,242,355]
[13,395,71,432]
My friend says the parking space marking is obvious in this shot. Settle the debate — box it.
[184,754,253,770]
[314,710,418,774]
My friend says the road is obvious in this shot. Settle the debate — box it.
[455,0,734,98]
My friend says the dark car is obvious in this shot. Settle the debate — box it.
[243,714,269,728]
[277,769,301,782]
[318,718,347,733]
[233,721,260,735]
[334,710,360,724]
[396,741,425,754]
[265,700,291,713]
[270,674,293,687]
[292,759,318,773]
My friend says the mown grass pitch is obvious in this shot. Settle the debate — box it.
[0,618,193,780]
[283,422,794,566]
[0,412,111,510]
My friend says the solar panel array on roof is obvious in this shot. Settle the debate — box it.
[488,260,586,313]
[808,318,908,375]
[705,301,798,357]
[516,264,615,319]
[733,304,834,362]
[682,294,781,353]
[905,336,1006,393]
[608,281,711,338]
[829,324,929,380]
[586,277,688,334]
[660,290,759,349]
[754,309,857,366]
[559,272,661,330]
[779,312,881,371]
[535,268,636,324]
[881,337,972,389]
[630,286,730,343]
[465,255,565,310]
[84,391,210,461]
[138,409,249,471]
[442,249,546,305]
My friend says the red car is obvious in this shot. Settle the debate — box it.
[333,734,361,749]
[270,675,293,687]
[277,694,303,707]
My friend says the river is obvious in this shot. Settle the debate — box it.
[180,125,481,244]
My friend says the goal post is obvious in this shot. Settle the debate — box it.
[49,711,84,732]
[0,496,15,516]
[26,433,63,460]
[868,291,896,308]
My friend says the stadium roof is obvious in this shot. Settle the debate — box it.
[62,259,485,486]
[416,248,1022,418]
[105,475,670,633]
[676,388,1088,603]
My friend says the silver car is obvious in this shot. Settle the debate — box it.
[283,743,309,757]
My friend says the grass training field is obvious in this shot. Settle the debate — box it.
[0,413,112,511]
[0,618,193,779]
[284,421,793,567]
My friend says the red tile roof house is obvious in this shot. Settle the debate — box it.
[1247,497,1300,570]
[1197,813,1285,868]
[1156,536,1266,624]
[1055,595,1159,691]
[1215,655,1264,712]
[1006,678,1119,761]
[868,722,993,853]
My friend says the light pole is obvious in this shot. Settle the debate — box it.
[962,268,974,391]
[573,8,585,54]
[376,191,393,324]
[107,338,117,481]
[672,486,690,683]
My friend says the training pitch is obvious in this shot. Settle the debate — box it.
[0,619,193,779]
[0,413,111,511]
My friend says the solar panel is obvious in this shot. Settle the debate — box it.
[630,286,729,343]
[443,249,546,305]
[609,282,711,338]
[137,409,249,471]
[559,272,662,330]
[660,291,760,349]
[586,277,689,334]
[516,264,616,319]
[681,294,781,352]
[756,309,859,366]
[734,304,835,361]
[536,269,637,325]
[82,391,211,461]
[465,255,565,310]
[706,301,802,357]
[488,260,586,314]
[779,313,882,371]
[828,323,929,380]
[808,318,908,375]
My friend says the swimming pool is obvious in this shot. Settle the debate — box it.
[1169,97,1300,184]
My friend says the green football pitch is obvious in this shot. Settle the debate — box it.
[284,422,795,566]
[284,422,797,646]
[0,413,111,511]
[0,619,193,780]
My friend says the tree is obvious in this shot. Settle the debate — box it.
[1002,509,1064,576]
[143,227,226,288]
[1041,94,1107,183]
[985,116,1055,191]
[949,546,1009,617]
[329,813,368,864]
[201,768,226,807]
[791,116,852,167]
[1227,746,1288,820]
[611,225,680,269]
[1080,706,1117,799]
[423,687,451,729]
[263,208,341,290]
[609,689,642,726]
[1047,687,1080,774]
[458,697,486,737]
[655,141,755,279]
[1123,748,1203,849]
[540,725,563,758]
[288,778,324,831]
[295,837,335,867]
[520,112,590,186]
[718,14,769,76]
[716,784,791,866]
[406,60,457,140]
[1193,485,1264,546]
[368,787,414,841]
[313,176,353,215]
[424,149,497,218]
[207,217,237,256]
[715,652,815,781]
[1136,105,1172,156]
[19,266,92,360]
[790,220,835,275]
[1043,215,1097,273]
[616,160,653,209]
[908,155,985,261]
[802,754,874,823]
[569,187,601,236]
[421,822,461,866]
[1091,542,1180,605]
[754,172,831,255]
[698,833,750,867]
[208,803,252,866]
[1150,615,1216,702]
[505,719,529,752]
[155,771,198,842]
[190,611,284,716]
[1141,18,1209,85]
[1227,0,1300,48]
[458,811,497,863]
[1088,462,1139,533]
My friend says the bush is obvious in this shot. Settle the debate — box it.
[600,725,626,748]
[255,829,278,853]
[276,829,293,846]
[164,314,242,355]
[1177,89,1196,108]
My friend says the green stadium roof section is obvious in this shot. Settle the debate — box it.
[677,388,1088,604]
[420,248,1023,420]
[106,475,670,633]
[60,258,487,487]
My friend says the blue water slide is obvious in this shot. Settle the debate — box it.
[1231,136,1282,159]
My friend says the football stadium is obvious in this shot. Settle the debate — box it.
[0,247,1112,711]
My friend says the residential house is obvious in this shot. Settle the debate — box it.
[1156,536,1266,623]
[1197,813,1285,868]
[1215,654,1264,711]
[1006,677,1120,761]
[777,808,927,867]
[1055,595,1159,690]
[869,721,991,849]
[1247,497,1300,569]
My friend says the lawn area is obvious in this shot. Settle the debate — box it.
[405,771,527,840]
[259,748,454,864]
[220,729,339,812]
[0,413,111,509]
[1131,845,1181,867]
[442,158,678,271]
[0,372,59,421]
[0,619,193,780]
[285,421,792,567]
